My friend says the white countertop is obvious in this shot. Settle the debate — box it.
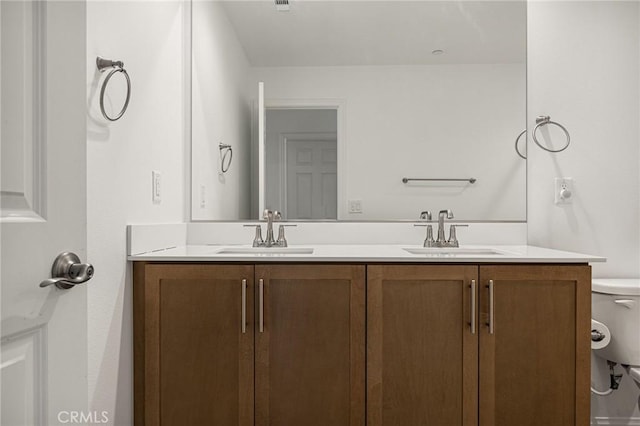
[127,244,605,263]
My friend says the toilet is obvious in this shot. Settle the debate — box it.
[592,278,640,385]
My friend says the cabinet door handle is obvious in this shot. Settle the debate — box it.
[259,278,264,333]
[470,279,476,335]
[241,279,247,334]
[487,279,495,334]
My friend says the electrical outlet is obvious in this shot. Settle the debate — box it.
[348,199,363,214]
[152,171,161,204]
[554,177,573,205]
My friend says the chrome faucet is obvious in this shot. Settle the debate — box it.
[263,209,280,247]
[437,209,454,244]
[245,209,295,248]
[415,209,467,247]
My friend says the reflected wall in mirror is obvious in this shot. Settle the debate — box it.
[191,0,527,222]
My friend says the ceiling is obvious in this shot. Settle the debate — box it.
[219,0,527,67]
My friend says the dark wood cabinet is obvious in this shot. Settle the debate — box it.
[134,263,365,426]
[367,265,478,426]
[366,264,590,426]
[478,265,591,426]
[254,265,365,426]
[133,263,254,426]
[134,262,590,426]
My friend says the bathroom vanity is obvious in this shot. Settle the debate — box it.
[131,238,599,426]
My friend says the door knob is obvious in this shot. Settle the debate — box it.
[39,252,94,290]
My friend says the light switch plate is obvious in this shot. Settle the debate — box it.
[152,171,161,204]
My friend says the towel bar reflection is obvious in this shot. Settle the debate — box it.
[402,177,477,184]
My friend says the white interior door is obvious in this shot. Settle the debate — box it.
[285,137,337,220]
[1,2,88,424]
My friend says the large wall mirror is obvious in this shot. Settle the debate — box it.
[191,0,527,222]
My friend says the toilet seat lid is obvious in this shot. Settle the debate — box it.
[628,366,640,384]
[592,279,640,296]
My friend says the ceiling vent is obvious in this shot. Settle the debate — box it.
[275,0,290,12]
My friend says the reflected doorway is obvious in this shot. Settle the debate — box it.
[264,109,337,220]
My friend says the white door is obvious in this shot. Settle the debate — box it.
[285,137,337,220]
[1,2,89,425]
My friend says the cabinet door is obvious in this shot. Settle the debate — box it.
[254,264,365,426]
[134,264,254,426]
[367,265,478,426]
[478,265,591,426]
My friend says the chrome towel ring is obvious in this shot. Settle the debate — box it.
[532,115,570,153]
[97,56,131,121]
[219,143,233,173]
[515,129,527,159]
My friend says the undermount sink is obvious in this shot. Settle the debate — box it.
[403,247,509,256]
[216,247,314,255]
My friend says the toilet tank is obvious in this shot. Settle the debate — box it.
[592,279,640,366]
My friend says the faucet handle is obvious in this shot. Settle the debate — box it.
[276,224,296,247]
[420,210,432,220]
[448,224,468,247]
[273,211,282,221]
[244,224,264,247]
[414,222,435,247]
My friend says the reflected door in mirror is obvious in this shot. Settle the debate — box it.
[264,108,338,220]
[285,137,337,220]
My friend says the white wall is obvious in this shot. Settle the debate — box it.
[86,2,186,424]
[191,1,252,221]
[252,64,526,221]
[527,1,640,278]
[527,1,640,423]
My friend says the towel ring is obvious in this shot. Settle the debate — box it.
[515,129,527,159]
[219,143,233,173]
[532,115,570,153]
[97,57,131,122]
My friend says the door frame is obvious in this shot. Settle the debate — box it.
[264,99,346,219]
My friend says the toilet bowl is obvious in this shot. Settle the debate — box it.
[592,278,640,385]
